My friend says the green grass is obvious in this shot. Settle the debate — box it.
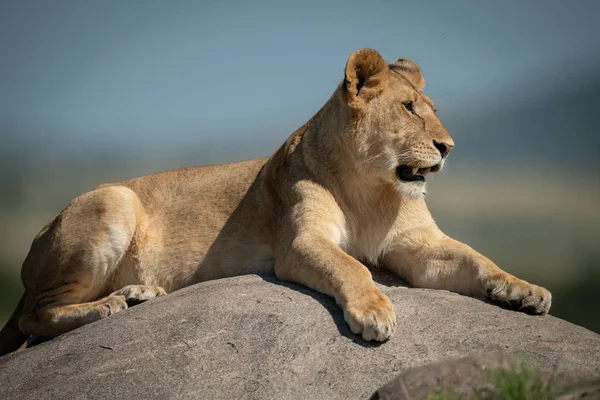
[478,361,556,400]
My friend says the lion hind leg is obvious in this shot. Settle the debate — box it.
[20,285,167,340]
[19,185,148,339]
[19,295,128,337]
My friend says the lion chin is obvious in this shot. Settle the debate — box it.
[394,179,428,199]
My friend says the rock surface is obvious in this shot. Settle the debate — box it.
[372,352,600,399]
[0,272,599,399]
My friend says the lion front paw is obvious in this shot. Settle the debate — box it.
[486,276,552,315]
[343,288,396,342]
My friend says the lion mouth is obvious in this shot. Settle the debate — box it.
[395,164,441,182]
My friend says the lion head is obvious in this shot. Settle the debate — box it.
[340,48,454,198]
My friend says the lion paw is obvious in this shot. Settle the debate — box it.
[487,277,552,315]
[102,295,128,316]
[110,285,167,307]
[343,289,396,342]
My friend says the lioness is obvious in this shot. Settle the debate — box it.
[0,49,551,356]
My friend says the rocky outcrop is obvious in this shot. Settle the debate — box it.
[1,272,598,399]
[372,352,600,399]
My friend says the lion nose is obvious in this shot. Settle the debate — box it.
[433,140,454,157]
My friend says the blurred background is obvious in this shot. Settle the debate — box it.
[0,0,598,333]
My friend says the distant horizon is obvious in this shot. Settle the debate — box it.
[3,67,599,168]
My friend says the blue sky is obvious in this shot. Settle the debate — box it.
[1,0,599,154]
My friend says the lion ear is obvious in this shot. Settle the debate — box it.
[344,48,389,104]
[389,58,425,90]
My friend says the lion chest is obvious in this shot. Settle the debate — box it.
[340,214,398,266]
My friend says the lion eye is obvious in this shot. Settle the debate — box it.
[403,101,415,114]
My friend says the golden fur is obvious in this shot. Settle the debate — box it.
[0,49,551,355]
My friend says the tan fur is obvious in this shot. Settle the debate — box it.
[0,49,551,354]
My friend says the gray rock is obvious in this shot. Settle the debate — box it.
[372,352,600,400]
[0,272,599,399]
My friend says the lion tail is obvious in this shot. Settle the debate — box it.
[0,292,30,357]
